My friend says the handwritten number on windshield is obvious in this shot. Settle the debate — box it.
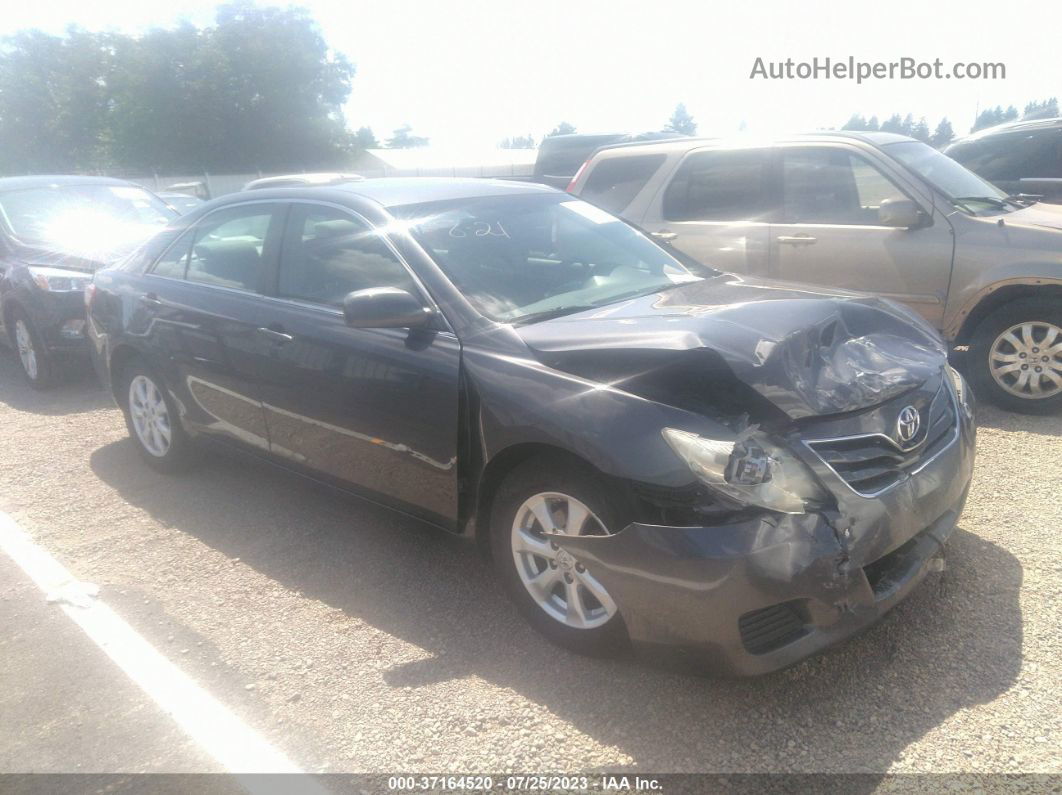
[449,220,510,239]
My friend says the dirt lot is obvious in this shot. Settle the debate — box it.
[1,348,1060,776]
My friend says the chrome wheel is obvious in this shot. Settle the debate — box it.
[14,319,37,380]
[128,375,172,457]
[989,321,1062,400]
[510,492,617,629]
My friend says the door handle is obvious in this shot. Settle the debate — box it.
[776,235,817,245]
[257,326,294,344]
[651,230,678,241]
[139,293,163,307]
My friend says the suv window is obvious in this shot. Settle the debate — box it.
[782,148,907,224]
[662,149,771,222]
[278,204,417,306]
[949,130,1062,181]
[184,206,276,291]
[581,154,666,213]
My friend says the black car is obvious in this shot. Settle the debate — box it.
[946,118,1062,202]
[86,178,976,674]
[0,176,176,387]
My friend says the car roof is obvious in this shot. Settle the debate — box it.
[237,177,562,209]
[0,175,137,192]
[591,130,917,157]
[243,172,364,189]
[949,116,1062,145]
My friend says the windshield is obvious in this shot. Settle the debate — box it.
[394,194,708,323]
[0,183,175,249]
[885,141,1009,212]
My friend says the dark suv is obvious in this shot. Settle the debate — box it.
[946,118,1062,202]
[86,178,975,674]
[0,176,175,387]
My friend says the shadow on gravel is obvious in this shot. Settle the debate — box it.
[0,347,109,415]
[89,439,1023,774]
[975,402,1062,437]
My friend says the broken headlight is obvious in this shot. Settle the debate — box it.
[662,428,827,514]
[945,365,974,420]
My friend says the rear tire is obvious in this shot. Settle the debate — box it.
[119,358,194,473]
[489,456,629,657]
[8,307,58,390]
[969,298,1062,414]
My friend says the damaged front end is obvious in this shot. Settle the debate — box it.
[507,276,977,674]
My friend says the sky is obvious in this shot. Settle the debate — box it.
[3,0,1061,151]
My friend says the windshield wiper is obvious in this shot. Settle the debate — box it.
[510,305,599,325]
[952,195,1012,211]
[1006,193,1041,206]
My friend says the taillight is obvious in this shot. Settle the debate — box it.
[566,160,591,193]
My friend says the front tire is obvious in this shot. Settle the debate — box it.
[490,457,628,656]
[9,308,57,389]
[969,298,1062,414]
[119,359,193,472]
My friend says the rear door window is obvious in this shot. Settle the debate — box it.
[580,154,666,213]
[662,149,772,222]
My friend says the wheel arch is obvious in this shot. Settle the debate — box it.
[953,280,1062,344]
[107,344,147,407]
[471,442,609,558]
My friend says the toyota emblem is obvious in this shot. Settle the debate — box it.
[896,406,921,444]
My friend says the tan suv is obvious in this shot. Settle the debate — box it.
[568,132,1062,413]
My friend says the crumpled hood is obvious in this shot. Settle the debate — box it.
[516,274,947,420]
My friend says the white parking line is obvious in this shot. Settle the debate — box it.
[0,511,322,787]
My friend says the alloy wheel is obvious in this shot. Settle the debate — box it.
[510,492,617,629]
[129,374,172,457]
[989,321,1062,400]
[14,319,37,381]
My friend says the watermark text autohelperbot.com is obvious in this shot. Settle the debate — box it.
[750,56,1005,83]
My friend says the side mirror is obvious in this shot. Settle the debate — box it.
[878,197,928,229]
[342,287,434,329]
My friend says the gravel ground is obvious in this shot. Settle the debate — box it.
[0,348,1059,775]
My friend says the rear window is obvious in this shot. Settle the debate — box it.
[580,154,666,213]
[663,149,772,222]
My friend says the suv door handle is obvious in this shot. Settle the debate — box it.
[651,230,678,241]
[257,326,294,344]
[139,293,163,307]
[776,235,817,245]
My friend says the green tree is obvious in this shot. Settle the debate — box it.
[546,122,577,137]
[930,118,955,149]
[881,113,904,133]
[911,117,931,143]
[500,135,535,149]
[866,116,880,131]
[354,127,379,149]
[0,28,116,173]
[386,124,429,148]
[0,3,356,174]
[665,103,697,135]
[1023,98,1059,119]
[841,114,868,130]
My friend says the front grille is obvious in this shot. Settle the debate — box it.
[738,601,808,655]
[805,386,957,496]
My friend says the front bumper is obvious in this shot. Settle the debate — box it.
[18,290,89,354]
[553,388,976,676]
